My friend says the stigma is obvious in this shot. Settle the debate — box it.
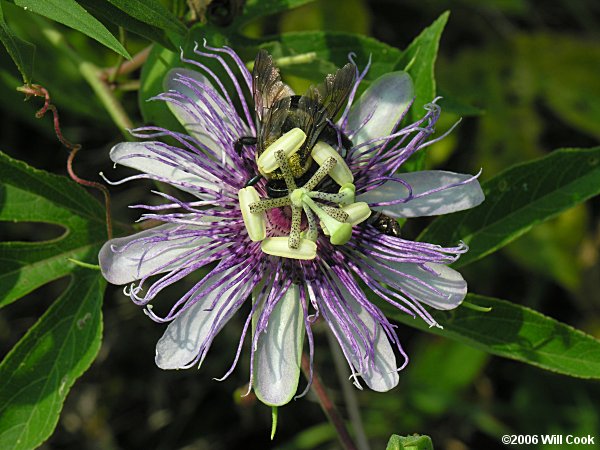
[238,136,371,260]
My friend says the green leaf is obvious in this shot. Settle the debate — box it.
[10,0,130,58]
[387,434,434,450]
[0,2,35,82]
[238,0,316,26]
[419,147,600,268]
[0,151,107,308]
[105,0,185,36]
[0,269,104,450]
[396,11,448,124]
[381,294,600,379]
[396,11,448,171]
[77,0,176,50]
[279,0,371,35]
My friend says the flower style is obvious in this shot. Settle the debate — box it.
[99,44,484,407]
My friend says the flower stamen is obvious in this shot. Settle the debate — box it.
[311,141,354,186]
[257,128,306,175]
[243,140,371,257]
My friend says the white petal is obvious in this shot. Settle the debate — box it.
[381,262,467,310]
[357,170,484,218]
[110,141,218,197]
[164,68,240,157]
[155,265,246,369]
[321,276,399,392]
[253,285,304,406]
[346,71,414,146]
[99,223,210,285]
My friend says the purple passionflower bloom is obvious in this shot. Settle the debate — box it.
[99,43,484,407]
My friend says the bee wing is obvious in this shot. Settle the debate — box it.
[297,63,356,149]
[252,50,294,150]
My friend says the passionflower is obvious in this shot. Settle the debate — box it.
[99,43,484,407]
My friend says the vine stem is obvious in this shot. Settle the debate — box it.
[327,332,371,450]
[301,353,358,450]
[18,84,113,239]
[103,45,152,81]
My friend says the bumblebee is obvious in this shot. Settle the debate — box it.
[236,49,355,197]
[366,211,402,238]
[236,50,401,238]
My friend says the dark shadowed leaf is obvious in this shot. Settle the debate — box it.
[0,3,34,82]
[77,0,176,49]
[105,0,185,36]
[420,147,600,267]
[238,0,316,25]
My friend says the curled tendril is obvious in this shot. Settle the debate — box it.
[18,83,113,239]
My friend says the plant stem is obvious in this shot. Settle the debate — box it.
[108,27,127,84]
[36,17,134,138]
[327,332,371,450]
[103,45,152,80]
[301,353,358,450]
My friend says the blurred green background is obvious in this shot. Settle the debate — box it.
[0,0,599,449]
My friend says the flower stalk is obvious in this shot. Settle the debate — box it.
[301,353,358,450]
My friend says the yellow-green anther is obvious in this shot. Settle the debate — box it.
[257,128,306,174]
[330,222,352,245]
[303,194,352,246]
[342,202,372,225]
[338,183,356,205]
[238,186,266,241]
[261,237,317,260]
[311,141,353,186]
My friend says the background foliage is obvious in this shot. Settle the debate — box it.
[0,0,599,449]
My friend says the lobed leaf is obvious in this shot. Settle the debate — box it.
[419,147,600,267]
[10,0,130,58]
[381,293,600,379]
[0,151,107,308]
[0,269,104,450]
